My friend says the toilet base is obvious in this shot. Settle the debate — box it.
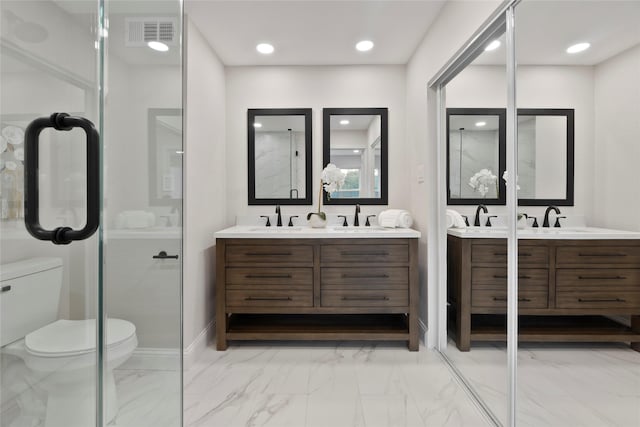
[43,370,118,427]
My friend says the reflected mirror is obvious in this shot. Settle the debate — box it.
[446,108,574,206]
[447,108,506,205]
[323,108,388,205]
[149,108,182,206]
[248,108,312,205]
[517,109,574,205]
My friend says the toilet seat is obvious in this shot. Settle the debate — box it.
[25,318,136,357]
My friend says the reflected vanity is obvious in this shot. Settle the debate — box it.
[248,108,312,205]
[323,108,388,205]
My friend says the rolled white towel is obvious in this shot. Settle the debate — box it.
[446,209,467,229]
[378,209,413,228]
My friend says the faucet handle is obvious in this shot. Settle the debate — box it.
[486,215,498,227]
[554,216,566,228]
[461,215,469,227]
[260,215,271,227]
[288,215,299,227]
[530,216,539,228]
[337,215,348,226]
[365,215,376,227]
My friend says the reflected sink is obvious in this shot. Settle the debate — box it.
[248,227,303,232]
[330,226,392,233]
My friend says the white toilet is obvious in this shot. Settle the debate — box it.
[0,257,138,427]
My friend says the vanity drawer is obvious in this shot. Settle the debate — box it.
[556,291,640,309]
[226,268,313,289]
[226,289,313,308]
[471,267,548,291]
[321,290,408,308]
[321,267,408,289]
[556,269,640,291]
[226,245,313,265]
[556,246,640,266]
[471,244,548,265]
[321,244,408,265]
[471,290,548,309]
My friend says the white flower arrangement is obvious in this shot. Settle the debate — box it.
[502,171,521,190]
[308,163,346,222]
[468,168,497,197]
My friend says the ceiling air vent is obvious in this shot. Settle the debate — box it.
[125,18,177,47]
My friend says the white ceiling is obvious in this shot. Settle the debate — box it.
[185,0,446,66]
[474,1,640,66]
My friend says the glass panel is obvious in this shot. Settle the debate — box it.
[102,1,183,426]
[0,1,100,426]
[515,1,640,425]
[443,25,510,425]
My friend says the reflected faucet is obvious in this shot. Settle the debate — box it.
[474,205,488,227]
[275,205,282,227]
[353,204,361,227]
[542,206,561,228]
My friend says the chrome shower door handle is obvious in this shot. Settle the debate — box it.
[24,113,100,245]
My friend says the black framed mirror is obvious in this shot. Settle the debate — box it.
[149,108,182,207]
[446,107,574,206]
[517,108,574,206]
[248,108,312,205]
[322,108,388,205]
[447,108,506,205]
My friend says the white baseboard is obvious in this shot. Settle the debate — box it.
[418,318,428,347]
[183,321,215,370]
[118,321,215,371]
[121,347,180,371]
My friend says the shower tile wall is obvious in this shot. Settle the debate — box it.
[255,131,306,199]
[449,129,499,199]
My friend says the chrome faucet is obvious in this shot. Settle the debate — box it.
[353,204,361,226]
[542,206,561,228]
[474,205,488,227]
[275,205,282,227]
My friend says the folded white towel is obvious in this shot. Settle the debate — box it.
[115,210,156,229]
[446,209,467,229]
[378,209,414,229]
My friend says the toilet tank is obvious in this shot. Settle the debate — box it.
[0,258,63,346]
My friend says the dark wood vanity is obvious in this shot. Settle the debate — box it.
[216,237,419,350]
[448,235,640,351]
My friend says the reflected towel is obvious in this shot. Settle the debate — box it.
[378,209,414,228]
[446,209,467,229]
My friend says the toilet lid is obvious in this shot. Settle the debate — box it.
[25,319,136,357]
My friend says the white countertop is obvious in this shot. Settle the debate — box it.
[214,225,421,239]
[447,226,640,240]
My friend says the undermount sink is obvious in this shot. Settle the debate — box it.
[330,226,392,233]
[248,227,303,232]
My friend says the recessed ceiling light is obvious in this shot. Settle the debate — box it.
[353,149,360,153]
[147,41,169,52]
[256,43,274,54]
[253,122,262,128]
[340,120,350,125]
[355,40,374,52]
[475,121,487,127]
[566,42,590,54]
[484,40,501,51]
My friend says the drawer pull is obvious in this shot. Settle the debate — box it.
[493,275,531,279]
[245,252,292,256]
[340,251,389,256]
[341,296,390,301]
[342,274,389,279]
[578,298,626,303]
[578,253,626,257]
[492,297,532,302]
[244,296,293,301]
[245,274,292,279]
[577,276,626,280]
[493,253,531,257]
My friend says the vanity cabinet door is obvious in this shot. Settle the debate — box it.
[227,267,313,288]
[321,244,408,264]
[226,244,313,265]
[226,289,313,308]
[321,267,408,289]
[321,290,408,308]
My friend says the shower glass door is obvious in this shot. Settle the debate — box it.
[0,1,183,426]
